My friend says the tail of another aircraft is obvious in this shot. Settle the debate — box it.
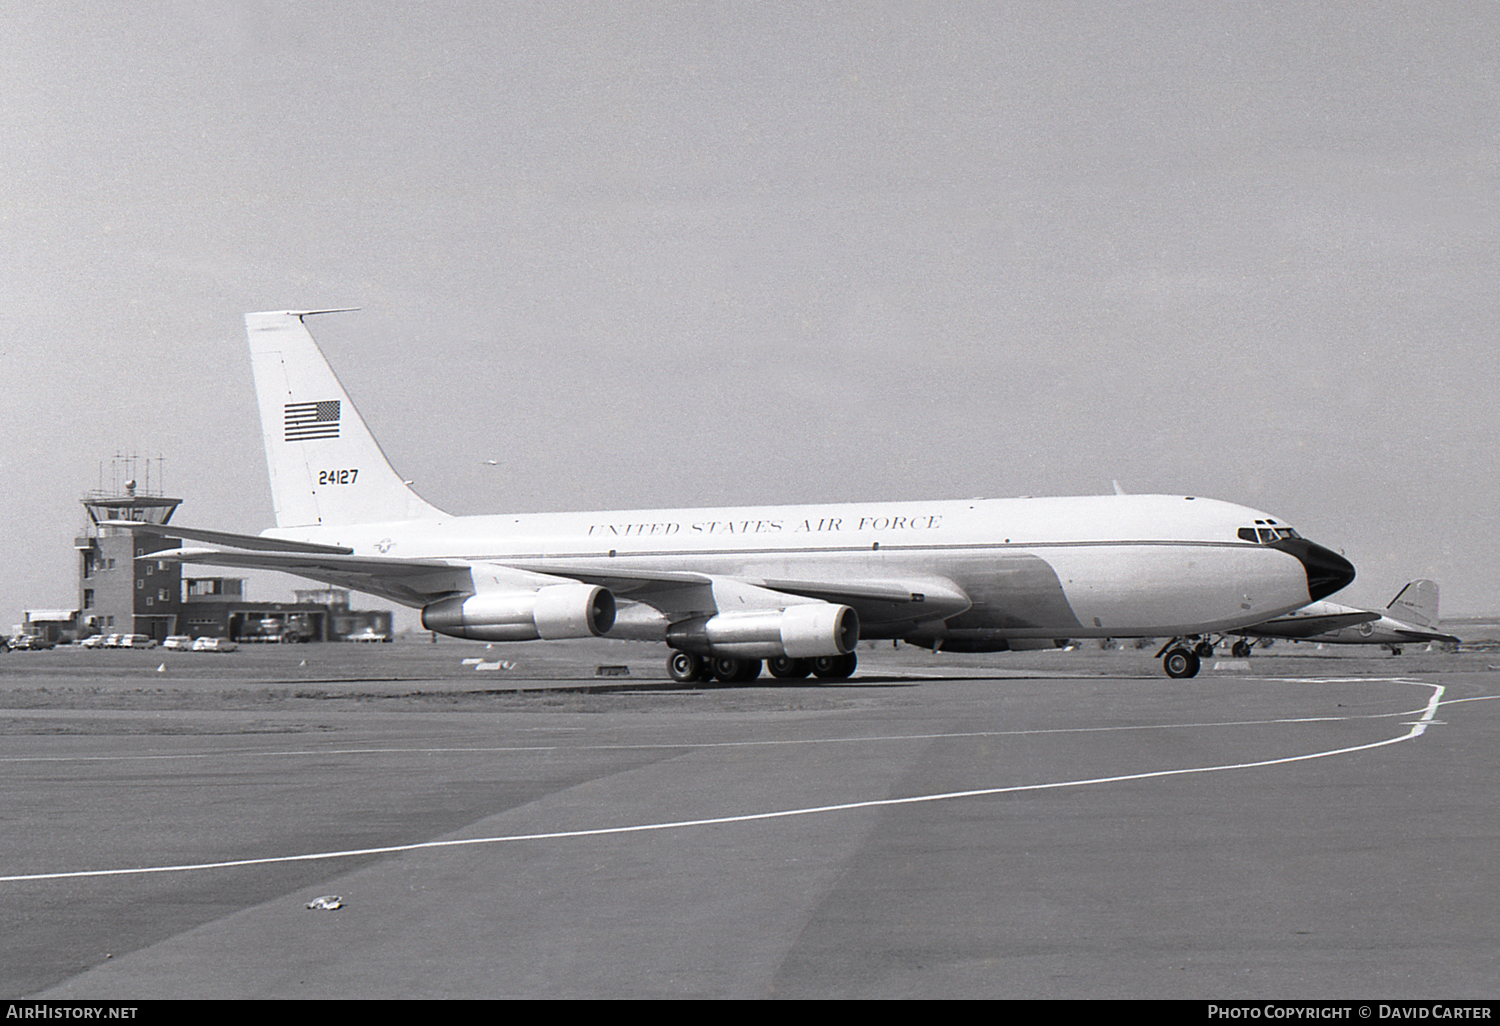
[246,310,448,528]
[1386,579,1441,629]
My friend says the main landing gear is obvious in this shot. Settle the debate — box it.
[666,651,857,685]
[1155,637,1216,678]
[1205,636,1255,658]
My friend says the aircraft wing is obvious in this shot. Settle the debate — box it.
[118,524,969,628]
[105,519,456,606]
[99,520,353,555]
[753,575,971,625]
[507,562,713,594]
[1232,611,1380,639]
[528,562,952,602]
[512,563,971,627]
[155,546,478,607]
[111,522,572,608]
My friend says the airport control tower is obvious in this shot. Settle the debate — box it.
[76,465,183,643]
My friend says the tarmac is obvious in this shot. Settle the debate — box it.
[2,638,1497,999]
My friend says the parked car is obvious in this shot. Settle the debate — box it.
[192,637,237,652]
[80,634,109,648]
[162,636,193,650]
[102,634,124,648]
[119,634,157,649]
[9,635,54,650]
[347,628,391,643]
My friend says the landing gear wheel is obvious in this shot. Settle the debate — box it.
[1163,647,1201,679]
[767,656,812,679]
[712,657,763,683]
[1193,641,1214,659]
[812,652,858,679]
[667,651,710,683]
[1230,640,1252,658]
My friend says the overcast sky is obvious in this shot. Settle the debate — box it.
[3,1,1497,626]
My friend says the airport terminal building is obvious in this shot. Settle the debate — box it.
[63,481,391,645]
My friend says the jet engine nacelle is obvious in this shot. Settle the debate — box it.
[666,603,859,659]
[421,584,616,642]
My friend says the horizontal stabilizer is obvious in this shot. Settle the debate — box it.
[1393,627,1462,645]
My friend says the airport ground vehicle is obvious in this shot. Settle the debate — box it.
[348,628,391,642]
[192,636,238,652]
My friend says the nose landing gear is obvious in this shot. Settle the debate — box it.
[1155,637,1214,678]
[1162,646,1200,678]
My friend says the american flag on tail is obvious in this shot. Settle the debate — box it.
[284,400,341,441]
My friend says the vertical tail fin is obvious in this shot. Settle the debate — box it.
[246,310,448,528]
[1386,579,1440,629]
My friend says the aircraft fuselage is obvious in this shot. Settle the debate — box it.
[267,492,1348,645]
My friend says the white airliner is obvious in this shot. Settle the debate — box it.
[110,310,1356,681]
[1222,579,1459,656]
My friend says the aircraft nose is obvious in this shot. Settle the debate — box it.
[1271,538,1356,602]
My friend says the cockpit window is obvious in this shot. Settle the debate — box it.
[1238,520,1301,543]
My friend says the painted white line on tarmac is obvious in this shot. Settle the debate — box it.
[0,683,1445,884]
[0,677,1455,764]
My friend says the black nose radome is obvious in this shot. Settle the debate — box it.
[1271,538,1356,602]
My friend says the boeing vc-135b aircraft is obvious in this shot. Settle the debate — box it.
[110,310,1356,681]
